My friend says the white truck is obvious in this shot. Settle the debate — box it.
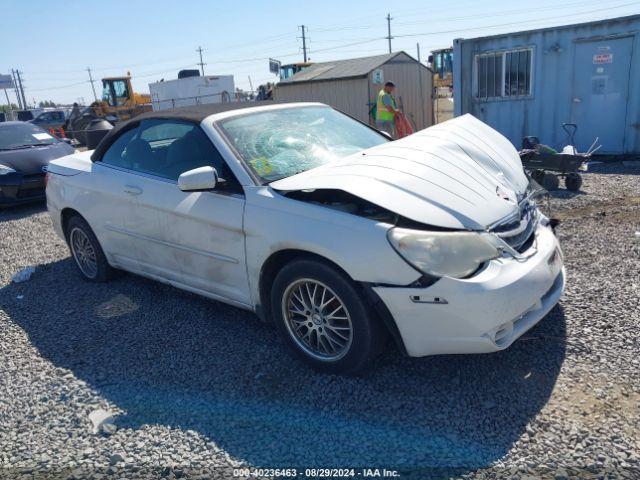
[148,75,235,111]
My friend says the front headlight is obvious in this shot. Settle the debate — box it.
[0,164,16,175]
[387,227,503,279]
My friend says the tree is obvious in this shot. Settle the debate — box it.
[0,103,19,113]
[38,100,58,108]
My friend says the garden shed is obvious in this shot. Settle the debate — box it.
[274,51,434,131]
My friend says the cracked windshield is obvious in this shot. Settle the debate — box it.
[219,106,387,182]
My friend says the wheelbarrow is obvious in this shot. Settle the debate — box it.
[519,123,600,192]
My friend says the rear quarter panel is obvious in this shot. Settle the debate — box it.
[46,154,128,265]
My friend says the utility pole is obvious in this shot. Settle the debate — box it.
[416,43,426,127]
[4,88,12,118]
[196,46,206,76]
[87,67,98,102]
[15,70,27,109]
[11,70,22,110]
[386,13,393,53]
[299,25,308,63]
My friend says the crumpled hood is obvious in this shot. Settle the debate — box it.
[271,114,529,230]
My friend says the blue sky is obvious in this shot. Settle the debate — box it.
[1,0,638,105]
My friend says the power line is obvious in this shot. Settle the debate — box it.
[393,0,606,27]
[394,2,640,38]
[19,1,640,98]
[309,0,608,33]
[28,80,90,93]
[130,65,196,80]
[35,36,379,83]
[18,0,635,80]
[196,46,206,75]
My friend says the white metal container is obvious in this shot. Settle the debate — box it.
[149,75,235,111]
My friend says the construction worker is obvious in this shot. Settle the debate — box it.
[376,81,399,138]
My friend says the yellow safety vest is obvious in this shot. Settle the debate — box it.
[376,89,396,122]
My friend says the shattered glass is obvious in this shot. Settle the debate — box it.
[218,106,387,182]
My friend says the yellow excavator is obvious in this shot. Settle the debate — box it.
[90,73,152,121]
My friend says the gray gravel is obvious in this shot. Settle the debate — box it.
[1,163,639,479]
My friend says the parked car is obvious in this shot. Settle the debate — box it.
[28,110,67,133]
[0,122,74,205]
[46,103,565,373]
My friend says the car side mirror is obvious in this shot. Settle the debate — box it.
[178,166,218,192]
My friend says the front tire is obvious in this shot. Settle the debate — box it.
[271,259,385,374]
[65,215,115,282]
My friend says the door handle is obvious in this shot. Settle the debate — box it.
[124,185,143,195]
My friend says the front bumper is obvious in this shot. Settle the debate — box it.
[0,172,46,205]
[373,223,565,357]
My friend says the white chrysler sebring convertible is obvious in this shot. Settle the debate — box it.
[46,102,565,373]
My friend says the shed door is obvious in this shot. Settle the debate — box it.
[571,36,633,154]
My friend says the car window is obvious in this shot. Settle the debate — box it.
[140,122,193,142]
[101,127,139,168]
[218,106,388,183]
[101,119,241,191]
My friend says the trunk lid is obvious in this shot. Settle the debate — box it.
[47,150,94,176]
[271,114,529,230]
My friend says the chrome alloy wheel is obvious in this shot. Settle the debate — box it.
[69,227,98,279]
[282,278,353,361]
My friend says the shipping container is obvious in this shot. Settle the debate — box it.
[453,14,640,154]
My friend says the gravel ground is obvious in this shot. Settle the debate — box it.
[1,163,639,479]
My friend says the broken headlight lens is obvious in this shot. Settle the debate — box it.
[387,227,503,279]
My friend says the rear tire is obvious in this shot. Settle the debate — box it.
[565,172,582,192]
[541,172,559,191]
[65,215,115,282]
[270,259,386,374]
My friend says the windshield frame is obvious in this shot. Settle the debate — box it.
[213,105,389,185]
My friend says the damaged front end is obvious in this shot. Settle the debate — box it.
[272,114,559,283]
[279,176,548,283]
[283,189,399,224]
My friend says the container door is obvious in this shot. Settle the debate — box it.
[571,36,633,154]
